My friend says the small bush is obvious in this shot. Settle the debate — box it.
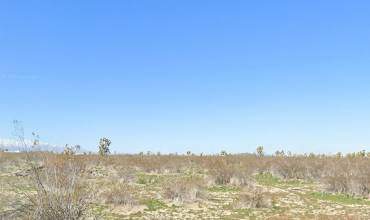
[208,158,234,185]
[25,154,90,220]
[323,158,370,197]
[103,183,138,206]
[233,187,273,209]
[272,157,308,179]
[162,176,206,204]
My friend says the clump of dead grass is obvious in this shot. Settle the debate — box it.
[162,176,207,204]
[232,186,273,209]
[102,183,138,207]
[19,153,91,220]
[323,157,370,197]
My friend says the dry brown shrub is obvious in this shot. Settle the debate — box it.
[323,157,370,197]
[162,176,207,204]
[18,153,91,220]
[272,157,309,179]
[102,183,138,207]
[304,157,327,180]
[208,158,234,185]
[115,167,137,183]
[233,186,273,209]
[204,156,257,186]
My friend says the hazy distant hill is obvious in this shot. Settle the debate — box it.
[0,138,64,152]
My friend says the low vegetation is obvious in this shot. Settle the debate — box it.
[0,146,370,219]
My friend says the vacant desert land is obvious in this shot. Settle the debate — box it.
[1,152,369,219]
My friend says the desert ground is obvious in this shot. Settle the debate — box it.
[1,151,370,219]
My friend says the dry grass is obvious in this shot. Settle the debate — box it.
[2,153,91,220]
[323,157,370,197]
[26,154,90,220]
[1,151,370,219]
[232,187,273,209]
[162,176,207,204]
[102,183,138,207]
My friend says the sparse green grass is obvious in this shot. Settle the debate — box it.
[255,173,306,188]
[144,199,167,211]
[310,192,370,205]
[208,185,240,192]
[91,204,109,217]
[231,208,254,218]
[136,173,160,185]
[271,204,287,213]
[255,173,280,186]
[226,203,286,219]
[2,153,370,219]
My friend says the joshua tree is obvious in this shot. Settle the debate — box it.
[256,146,264,157]
[63,144,74,156]
[63,144,81,155]
[336,152,342,158]
[356,150,366,158]
[98,137,111,156]
[275,150,285,157]
[31,132,40,147]
[220,150,227,156]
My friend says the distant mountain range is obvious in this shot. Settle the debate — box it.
[0,138,64,152]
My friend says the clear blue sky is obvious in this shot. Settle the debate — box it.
[1,1,369,154]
